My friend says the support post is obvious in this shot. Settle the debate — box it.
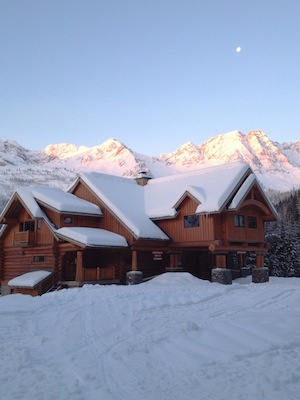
[132,250,138,271]
[211,254,232,284]
[215,254,226,268]
[252,253,269,283]
[127,250,143,284]
[75,250,84,283]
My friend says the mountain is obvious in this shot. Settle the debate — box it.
[0,130,299,209]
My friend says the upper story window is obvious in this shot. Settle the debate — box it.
[184,214,199,228]
[247,216,257,228]
[234,214,245,228]
[64,217,72,224]
[19,220,35,232]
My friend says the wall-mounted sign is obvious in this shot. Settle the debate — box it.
[152,251,163,261]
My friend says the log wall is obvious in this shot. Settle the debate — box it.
[1,244,58,283]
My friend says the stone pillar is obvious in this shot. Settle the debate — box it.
[211,268,232,284]
[126,271,143,285]
[211,254,232,284]
[75,250,84,283]
[127,250,143,284]
[252,253,269,283]
[252,267,269,283]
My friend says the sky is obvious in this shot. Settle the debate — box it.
[0,0,299,155]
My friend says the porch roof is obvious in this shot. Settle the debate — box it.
[8,270,52,288]
[55,227,128,248]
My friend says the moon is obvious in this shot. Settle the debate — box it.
[236,46,241,53]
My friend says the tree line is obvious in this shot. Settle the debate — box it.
[265,188,300,277]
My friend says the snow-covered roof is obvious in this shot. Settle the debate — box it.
[144,162,250,217]
[31,186,102,216]
[72,173,170,240]
[55,227,128,248]
[8,270,52,288]
[16,187,45,218]
[228,174,256,210]
[70,162,276,238]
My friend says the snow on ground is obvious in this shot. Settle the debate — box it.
[1,273,300,400]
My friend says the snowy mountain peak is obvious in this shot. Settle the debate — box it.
[44,143,89,159]
[97,138,132,158]
[0,130,300,210]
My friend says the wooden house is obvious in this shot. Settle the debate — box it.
[0,162,278,295]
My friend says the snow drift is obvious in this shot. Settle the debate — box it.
[1,273,300,400]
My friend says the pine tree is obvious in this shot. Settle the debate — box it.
[265,189,300,277]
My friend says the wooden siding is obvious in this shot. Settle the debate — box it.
[156,196,215,244]
[223,206,265,243]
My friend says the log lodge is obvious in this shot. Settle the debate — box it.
[0,162,279,295]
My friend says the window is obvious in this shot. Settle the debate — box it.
[184,215,199,228]
[33,255,45,263]
[234,215,245,227]
[64,217,72,224]
[19,220,35,232]
[37,219,42,230]
[247,216,257,228]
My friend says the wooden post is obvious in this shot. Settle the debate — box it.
[169,254,175,269]
[215,254,226,268]
[75,250,84,283]
[256,253,265,268]
[132,250,138,271]
[238,252,246,268]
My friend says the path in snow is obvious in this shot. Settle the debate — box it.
[1,274,300,400]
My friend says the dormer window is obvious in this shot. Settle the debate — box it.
[64,217,72,224]
[19,221,35,232]
[184,215,199,228]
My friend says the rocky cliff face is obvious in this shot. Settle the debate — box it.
[0,130,299,208]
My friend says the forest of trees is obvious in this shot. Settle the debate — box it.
[265,188,300,277]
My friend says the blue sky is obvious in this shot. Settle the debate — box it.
[0,0,299,155]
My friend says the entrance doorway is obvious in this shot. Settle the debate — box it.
[62,251,77,281]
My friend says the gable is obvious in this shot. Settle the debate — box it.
[227,174,279,220]
[175,195,200,215]
[69,174,169,241]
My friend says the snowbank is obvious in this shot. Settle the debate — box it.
[1,273,300,400]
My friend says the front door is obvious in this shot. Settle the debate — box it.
[62,251,77,281]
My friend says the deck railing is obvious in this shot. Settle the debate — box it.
[13,231,35,246]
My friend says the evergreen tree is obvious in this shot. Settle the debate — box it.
[265,188,300,277]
